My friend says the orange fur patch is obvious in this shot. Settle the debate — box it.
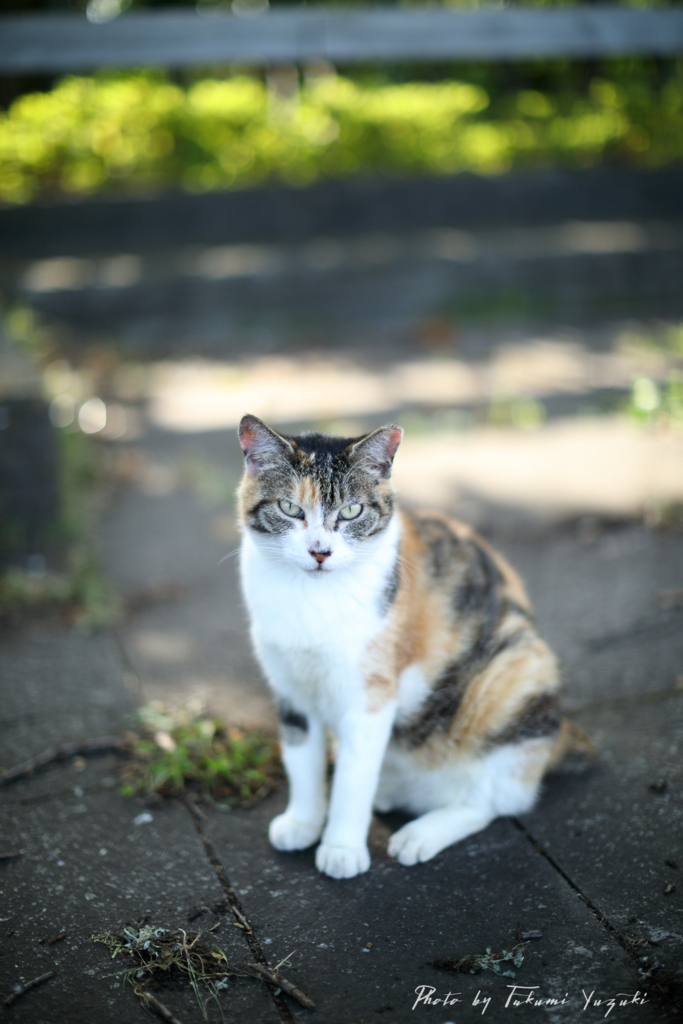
[236,474,259,528]
[520,739,556,786]
[361,510,561,770]
[365,673,396,713]
[296,476,319,509]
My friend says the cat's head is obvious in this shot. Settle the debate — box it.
[237,414,402,573]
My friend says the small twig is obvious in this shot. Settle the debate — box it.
[0,737,124,785]
[246,963,315,1010]
[231,906,252,933]
[0,852,22,861]
[4,970,56,1006]
[137,989,186,1024]
[39,932,66,945]
[273,950,296,972]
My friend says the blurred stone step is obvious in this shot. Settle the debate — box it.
[12,221,683,357]
[3,167,683,260]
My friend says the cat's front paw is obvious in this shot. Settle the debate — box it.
[315,843,370,879]
[269,812,324,852]
[387,821,443,866]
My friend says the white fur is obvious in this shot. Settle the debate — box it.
[241,513,402,878]
[240,511,544,878]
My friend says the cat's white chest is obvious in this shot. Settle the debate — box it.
[240,532,387,651]
[239,519,398,712]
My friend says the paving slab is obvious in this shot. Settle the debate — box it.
[524,692,683,991]
[0,781,278,1024]
[204,792,655,1024]
[0,624,135,769]
[0,624,280,1023]
[497,528,683,708]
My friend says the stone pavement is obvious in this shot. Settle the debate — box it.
[2,391,683,1024]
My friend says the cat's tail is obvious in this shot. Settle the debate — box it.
[548,718,596,774]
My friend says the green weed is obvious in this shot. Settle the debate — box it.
[120,702,281,806]
[627,370,683,431]
[429,942,527,979]
[93,924,243,1022]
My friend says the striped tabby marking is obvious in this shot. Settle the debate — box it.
[391,513,546,753]
[238,420,398,542]
[488,692,562,747]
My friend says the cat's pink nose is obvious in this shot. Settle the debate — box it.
[310,549,331,564]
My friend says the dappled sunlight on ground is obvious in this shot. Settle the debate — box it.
[111,328,683,524]
[394,416,683,520]
[144,335,672,433]
[132,672,278,733]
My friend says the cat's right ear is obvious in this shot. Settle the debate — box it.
[238,414,293,477]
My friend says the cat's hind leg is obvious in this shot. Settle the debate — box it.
[387,738,553,866]
[269,707,328,852]
[388,806,494,865]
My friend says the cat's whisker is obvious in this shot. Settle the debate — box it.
[217,548,242,566]
[395,553,419,576]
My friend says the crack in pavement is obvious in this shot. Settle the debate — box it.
[183,799,296,1024]
[512,818,683,1014]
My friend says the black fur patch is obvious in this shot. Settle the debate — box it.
[392,665,469,749]
[488,692,562,747]
[286,431,362,460]
[392,630,523,749]
[279,702,309,746]
[393,518,534,750]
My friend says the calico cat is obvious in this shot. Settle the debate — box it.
[237,413,585,879]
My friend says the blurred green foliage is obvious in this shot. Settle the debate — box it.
[0,304,120,627]
[1,58,682,204]
[625,322,683,431]
[0,427,122,628]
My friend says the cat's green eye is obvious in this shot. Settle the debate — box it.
[339,503,363,521]
[279,499,304,518]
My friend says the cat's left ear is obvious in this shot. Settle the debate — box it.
[348,425,403,479]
